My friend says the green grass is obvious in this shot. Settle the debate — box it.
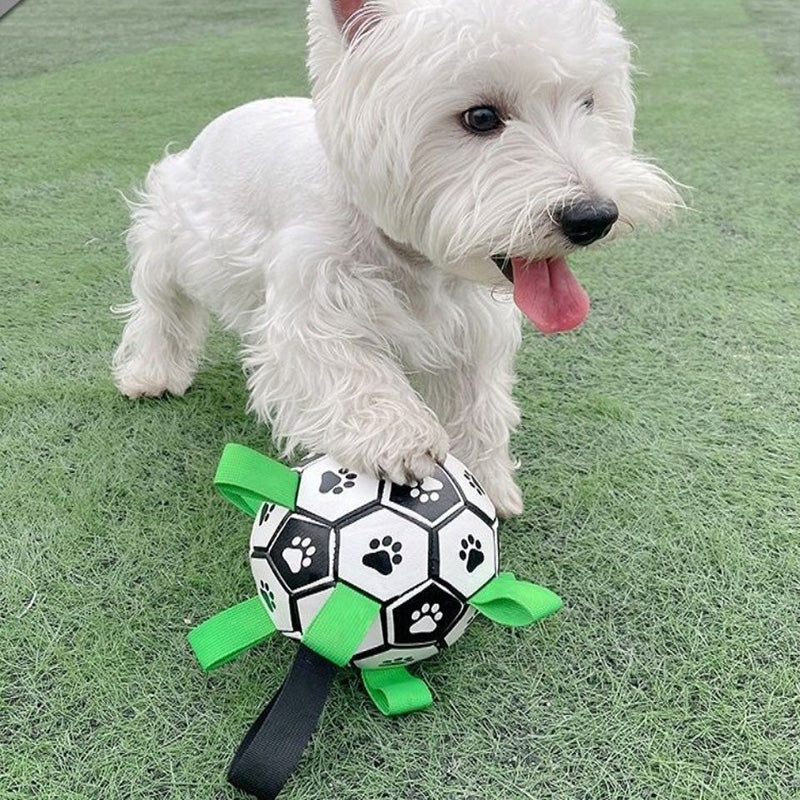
[744,0,800,115]
[1,1,799,798]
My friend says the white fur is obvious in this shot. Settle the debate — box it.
[113,0,678,518]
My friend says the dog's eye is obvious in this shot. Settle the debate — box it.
[462,106,504,135]
[582,94,595,113]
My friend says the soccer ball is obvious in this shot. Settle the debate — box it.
[249,453,499,669]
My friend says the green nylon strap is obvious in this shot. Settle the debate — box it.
[469,572,563,627]
[361,667,433,717]
[302,584,381,667]
[188,597,277,671]
[214,443,300,517]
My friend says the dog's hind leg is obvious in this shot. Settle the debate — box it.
[113,156,209,398]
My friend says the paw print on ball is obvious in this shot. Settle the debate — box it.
[464,471,485,497]
[383,464,462,526]
[258,579,276,612]
[459,534,484,573]
[389,581,462,646]
[352,645,438,670]
[282,536,316,574]
[362,536,403,576]
[443,454,496,524]
[409,476,442,503]
[295,455,381,523]
[319,467,357,495]
[259,503,277,525]
[251,501,291,551]
[409,602,443,635]
[378,655,416,667]
[436,509,497,600]
[338,509,429,602]
[267,516,333,593]
[249,556,294,633]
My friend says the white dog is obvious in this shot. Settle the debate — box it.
[113,0,678,518]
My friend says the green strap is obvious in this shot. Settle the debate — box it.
[214,443,300,517]
[302,584,381,667]
[188,597,276,671]
[361,667,433,717]
[469,572,563,627]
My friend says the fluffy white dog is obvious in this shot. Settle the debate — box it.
[113,0,678,518]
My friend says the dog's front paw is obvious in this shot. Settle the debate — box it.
[331,416,449,486]
[376,440,447,486]
[472,467,524,519]
[114,357,193,398]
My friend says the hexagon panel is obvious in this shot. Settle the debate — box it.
[443,606,478,648]
[352,613,386,658]
[352,645,438,670]
[436,508,498,599]
[250,502,292,552]
[267,515,334,593]
[381,464,463,527]
[443,454,497,524]
[338,509,430,602]
[294,586,335,633]
[387,580,463,646]
[250,552,294,634]
[295,454,381,523]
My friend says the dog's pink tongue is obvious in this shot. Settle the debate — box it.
[512,256,590,334]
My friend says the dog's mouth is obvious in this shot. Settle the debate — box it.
[492,254,590,335]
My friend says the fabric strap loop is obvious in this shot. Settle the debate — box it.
[227,584,381,799]
[469,572,563,627]
[361,667,433,716]
[302,583,382,667]
[188,597,276,672]
[214,443,300,517]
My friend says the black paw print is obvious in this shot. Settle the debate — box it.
[258,579,276,612]
[464,471,486,497]
[258,503,276,526]
[320,468,358,495]
[459,534,485,573]
[379,655,415,667]
[362,536,403,575]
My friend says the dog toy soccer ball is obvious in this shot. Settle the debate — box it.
[251,451,501,668]
[188,444,562,800]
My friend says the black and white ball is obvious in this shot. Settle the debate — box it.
[250,454,499,669]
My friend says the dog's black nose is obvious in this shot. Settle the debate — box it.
[557,200,619,246]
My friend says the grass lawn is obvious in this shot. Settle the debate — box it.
[1,1,799,798]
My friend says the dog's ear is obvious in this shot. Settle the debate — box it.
[329,0,379,42]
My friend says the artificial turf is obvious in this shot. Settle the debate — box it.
[1,1,799,798]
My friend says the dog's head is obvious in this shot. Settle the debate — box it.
[309,0,680,333]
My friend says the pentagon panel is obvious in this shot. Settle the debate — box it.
[386,580,463,647]
[294,586,335,634]
[381,464,463,527]
[443,606,478,648]
[266,515,335,593]
[295,454,381,524]
[338,509,430,602]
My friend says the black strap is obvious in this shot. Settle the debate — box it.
[227,644,339,800]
